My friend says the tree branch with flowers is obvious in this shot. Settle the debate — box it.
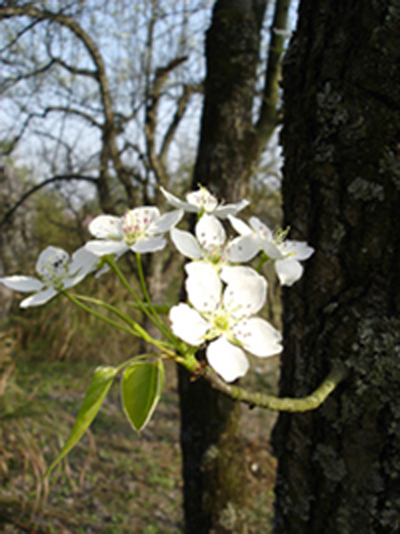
[0,186,347,476]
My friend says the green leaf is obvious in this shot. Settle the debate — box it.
[44,365,117,478]
[121,359,165,434]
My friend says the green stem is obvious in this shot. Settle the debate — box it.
[255,252,269,272]
[62,290,137,337]
[105,256,165,335]
[191,361,348,412]
[75,295,174,351]
[105,256,142,307]
[63,291,174,355]
[135,253,174,342]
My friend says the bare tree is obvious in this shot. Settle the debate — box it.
[0,0,207,215]
[178,1,292,532]
[0,1,293,532]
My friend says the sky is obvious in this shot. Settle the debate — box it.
[0,0,299,206]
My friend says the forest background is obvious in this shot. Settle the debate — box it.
[0,1,289,532]
[3,1,399,533]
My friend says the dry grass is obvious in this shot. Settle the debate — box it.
[0,339,279,533]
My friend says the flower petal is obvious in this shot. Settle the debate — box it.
[220,265,262,285]
[69,247,99,277]
[85,240,128,257]
[148,209,183,234]
[131,236,166,253]
[195,214,226,248]
[186,189,218,212]
[20,287,58,308]
[262,241,283,260]
[206,337,249,382]
[171,228,202,259]
[124,206,160,231]
[226,235,259,263]
[36,247,69,274]
[222,269,267,317]
[213,199,250,218]
[160,187,197,212]
[249,216,273,242]
[228,215,252,235]
[280,240,314,261]
[64,251,98,288]
[88,215,122,239]
[275,258,304,286]
[185,262,221,313]
[233,317,282,357]
[169,303,210,345]
[0,275,44,292]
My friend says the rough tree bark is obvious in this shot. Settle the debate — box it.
[273,1,400,533]
[177,1,268,532]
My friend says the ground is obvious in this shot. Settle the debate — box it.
[0,338,278,534]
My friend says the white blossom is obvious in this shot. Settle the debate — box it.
[169,263,282,382]
[160,186,249,219]
[170,214,256,269]
[228,215,314,286]
[0,246,98,308]
[85,206,183,257]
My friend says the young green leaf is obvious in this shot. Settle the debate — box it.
[44,365,117,478]
[121,359,165,433]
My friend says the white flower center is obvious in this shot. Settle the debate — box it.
[202,243,231,266]
[121,209,156,246]
[187,187,218,214]
[38,252,70,289]
[202,306,240,342]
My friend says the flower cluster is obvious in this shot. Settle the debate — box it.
[0,186,314,383]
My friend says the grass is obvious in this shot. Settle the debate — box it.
[1,343,279,533]
[0,269,281,533]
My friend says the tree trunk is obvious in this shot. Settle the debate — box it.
[178,1,267,532]
[273,1,400,533]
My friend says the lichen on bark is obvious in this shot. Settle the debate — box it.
[272,0,400,532]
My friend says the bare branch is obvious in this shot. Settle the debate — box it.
[145,55,188,185]
[0,18,41,54]
[256,0,292,149]
[0,4,131,202]
[159,82,203,165]
[1,59,56,92]
[0,174,97,228]
[50,56,97,78]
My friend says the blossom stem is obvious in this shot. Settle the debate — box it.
[181,359,347,412]
[105,256,164,335]
[75,295,174,351]
[135,253,175,343]
[255,252,269,272]
[61,290,138,337]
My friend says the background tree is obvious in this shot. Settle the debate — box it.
[0,1,292,532]
[178,0,291,532]
[272,1,400,532]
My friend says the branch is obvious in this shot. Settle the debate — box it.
[159,82,203,165]
[255,0,292,149]
[0,5,134,204]
[145,56,188,184]
[1,59,59,93]
[36,106,101,128]
[203,364,347,412]
[178,354,347,412]
[0,174,97,228]
[50,56,97,78]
